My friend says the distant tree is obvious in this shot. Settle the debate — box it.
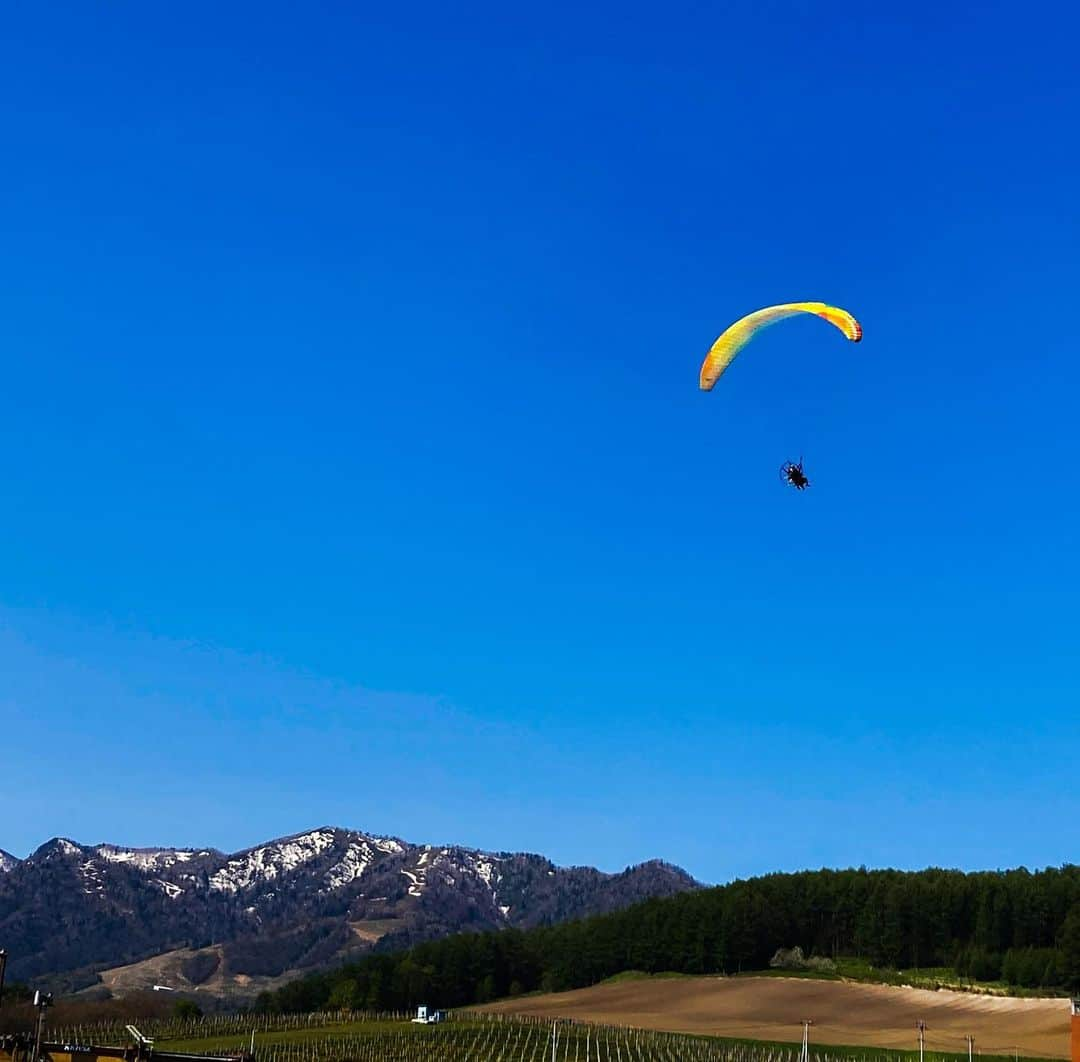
[1001,947,1055,988]
[1060,903,1080,989]
[173,999,202,1020]
[180,952,220,986]
[855,886,886,964]
[365,970,387,1011]
[1042,950,1064,987]
[327,979,360,1011]
[967,946,1002,982]
[0,980,32,1011]
[539,969,565,994]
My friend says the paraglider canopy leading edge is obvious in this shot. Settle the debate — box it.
[699,302,862,391]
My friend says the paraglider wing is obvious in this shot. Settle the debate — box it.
[699,302,862,391]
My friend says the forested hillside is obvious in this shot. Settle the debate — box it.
[257,865,1080,1012]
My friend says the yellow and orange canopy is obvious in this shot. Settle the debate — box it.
[699,302,862,391]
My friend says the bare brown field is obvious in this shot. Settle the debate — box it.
[478,976,1074,1058]
[347,918,400,944]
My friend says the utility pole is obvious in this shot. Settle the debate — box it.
[31,991,53,1062]
[0,949,7,1008]
[800,1019,814,1062]
[916,1020,926,1062]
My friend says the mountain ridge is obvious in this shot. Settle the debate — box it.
[0,826,699,996]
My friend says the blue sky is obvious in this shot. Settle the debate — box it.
[1,1,1078,883]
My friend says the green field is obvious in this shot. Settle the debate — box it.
[49,1010,1064,1062]
[158,1019,425,1054]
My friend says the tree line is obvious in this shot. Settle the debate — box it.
[254,865,1080,1012]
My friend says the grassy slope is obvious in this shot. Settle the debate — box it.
[719,960,1065,999]
[591,957,1067,999]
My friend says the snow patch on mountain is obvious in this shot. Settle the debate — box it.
[322,834,404,890]
[79,859,105,895]
[473,858,498,888]
[325,841,372,889]
[209,829,337,893]
[457,851,508,916]
[399,846,443,897]
[0,849,19,873]
[95,845,201,871]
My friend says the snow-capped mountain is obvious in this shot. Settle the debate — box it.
[0,827,698,993]
[0,849,19,873]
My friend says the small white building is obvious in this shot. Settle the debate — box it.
[412,1004,446,1025]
